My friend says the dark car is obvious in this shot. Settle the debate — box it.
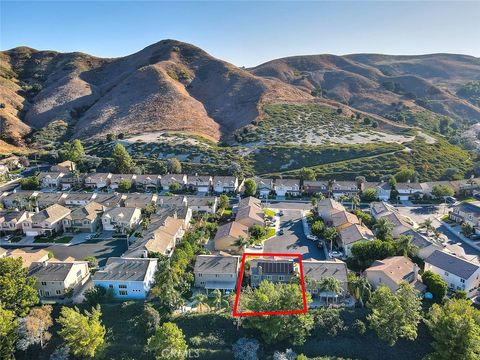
[278,229,284,235]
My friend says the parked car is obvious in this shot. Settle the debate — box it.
[278,210,284,216]
[252,243,264,250]
[307,234,318,241]
[316,241,324,249]
[445,196,457,204]
[329,251,343,258]
[278,229,284,235]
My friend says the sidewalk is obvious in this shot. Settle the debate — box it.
[438,219,480,252]
[302,211,329,259]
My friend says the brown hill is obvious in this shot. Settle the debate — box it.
[0,40,311,143]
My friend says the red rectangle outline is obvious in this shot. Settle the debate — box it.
[232,252,308,317]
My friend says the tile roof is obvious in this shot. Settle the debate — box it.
[214,221,249,240]
[366,256,418,285]
[29,261,87,281]
[339,223,374,245]
[31,204,71,223]
[194,255,239,274]
[93,257,157,282]
[302,259,348,283]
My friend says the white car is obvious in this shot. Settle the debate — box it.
[329,251,343,258]
[307,234,318,241]
[252,243,264,250]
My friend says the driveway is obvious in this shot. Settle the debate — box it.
[263,209,326,260]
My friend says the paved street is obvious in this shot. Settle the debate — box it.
[263,209,326,260]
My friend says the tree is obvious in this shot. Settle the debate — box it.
[351,240,396,269]
[62,139,85,162]
[147,322,188,360]
[361,188,378,202]
[443,167,463,181]
[422,270,448,302]
[218,194,229,210]
[17,305,53,351]
[352,209,375,228]
[194,292,210,313]
[394,168,415,182]
[367,283,421,346]
[57,306,106,358]
[323,226,338,251]
[425,299,480,360]
[394,235,418,257]
[118,179,132,192]
[20,176,40,190]
[49,346,70,360]
[432,184,454,199]
[249,225,266,240]
[244,179,257,196]
[151,261,184,311]
[242,281,314,345]
[311,220,324,237]
[232,337,259,360]
[168,158,182,174]
[373,217,394,241]
[233,236,250,251]
[84,256,99,269]
[0,257,38,316]
[112,143,134,173]
[348,274,371,307]
[301,168,316,181]
[0,305,17,360]
[420,218,434,234]
[461,222,474,237]
[169,181,182,192]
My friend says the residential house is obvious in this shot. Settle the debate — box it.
[92,257,158,299]
[51,160,76,173]
[84,173,112,189]
[401,229,444,260]
[424,250,480,298]
[250,258,295,287]
[363,182,391,201]
[135,174,161,191]
[123,193,158,209]
[156,195,188,208]
[370,201,397,218]
[64,193,95,207]
[377,211,411,238]
[238,196,262,209]
[39,172,64,189]
[302,259,349,300]
[160,174,187,190]
[102,207,142,233]
[62,202,104,233]
[213,176,239,193]
[186,196,217,213]
[317,198,345,224]
[331,181,360,200]
[303,180,329,196]
[274,179,301,197]
[449,201,480,233]
[60,172,85,190]
[254,178,274,198]
[365,256,425,292]
[214,221,250,253]
[450,178,480,196]
[4,248,50,268]
[187,175,212,193]
[1,191,37,209]
[29,260,90,299]
[109,174,136,190]
[235,205,264,228]
[35,192,67,209]
[0,210,31,233]
[338,223,374,257]
[92,193,123,208]
[0,164,9,177]
[22,204,71,236]
[331,210,360,230]
[396,182,424,201]
[194,255,240,294]
[420,181,453,198]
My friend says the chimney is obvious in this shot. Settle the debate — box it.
[413,263,419,280]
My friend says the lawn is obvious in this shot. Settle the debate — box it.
[33,235,73,244]
[263,208,277,217]
[253,227,277,244]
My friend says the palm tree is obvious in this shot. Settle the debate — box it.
[338,194,349,205]
[349,276,371,308]
[350,194,360,210]
[373,218,394,240]
[194,293,210,313]
[211,289,229,310]
[233,236,249,251]
[319,276,342,306]
[419,218,434,234]
[395,235,418,257]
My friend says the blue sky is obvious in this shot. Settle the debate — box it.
[1,1,479,67]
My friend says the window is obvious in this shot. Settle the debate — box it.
[119,284,127,289]
[267,275,272,280]
[56,290,61,295]
[461,279,465,283]
[445,271,449,276]
[279,275,285,281]
[109,284,113,288]
[41,281,47,286]
[119,290,128,296]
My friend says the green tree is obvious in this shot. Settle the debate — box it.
[319,276,342,305]
[218,194,229,210]
[373,217,394,241]
[323,227,338,251]
[348,273,371,307]
[112,143,134,173]
[167,158,182,174]
[311,220,324,237]
[151,261,184,311]
[20,176,40,190]
[351,239,396,269]
[169,182,182,192]
[118,179,132,192]
[62,139,85,162]
[394,235,418,257]
[361,188,378,202]
[211,289,229,310]
[422,270,448,302]
[243,179,257,197]
[367,283,421,346]
[431,184,454,199]
[57,306,106,358]
[242,281,314,345]
[147,322,188,360]
[0,257,38,316]
[0,305,17,360]
[233,236,250,251]
[394,168,415,182]
[425,299,480,360]
[461,222,474,237]
[301,168,316,181]
[249,224,266,240]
